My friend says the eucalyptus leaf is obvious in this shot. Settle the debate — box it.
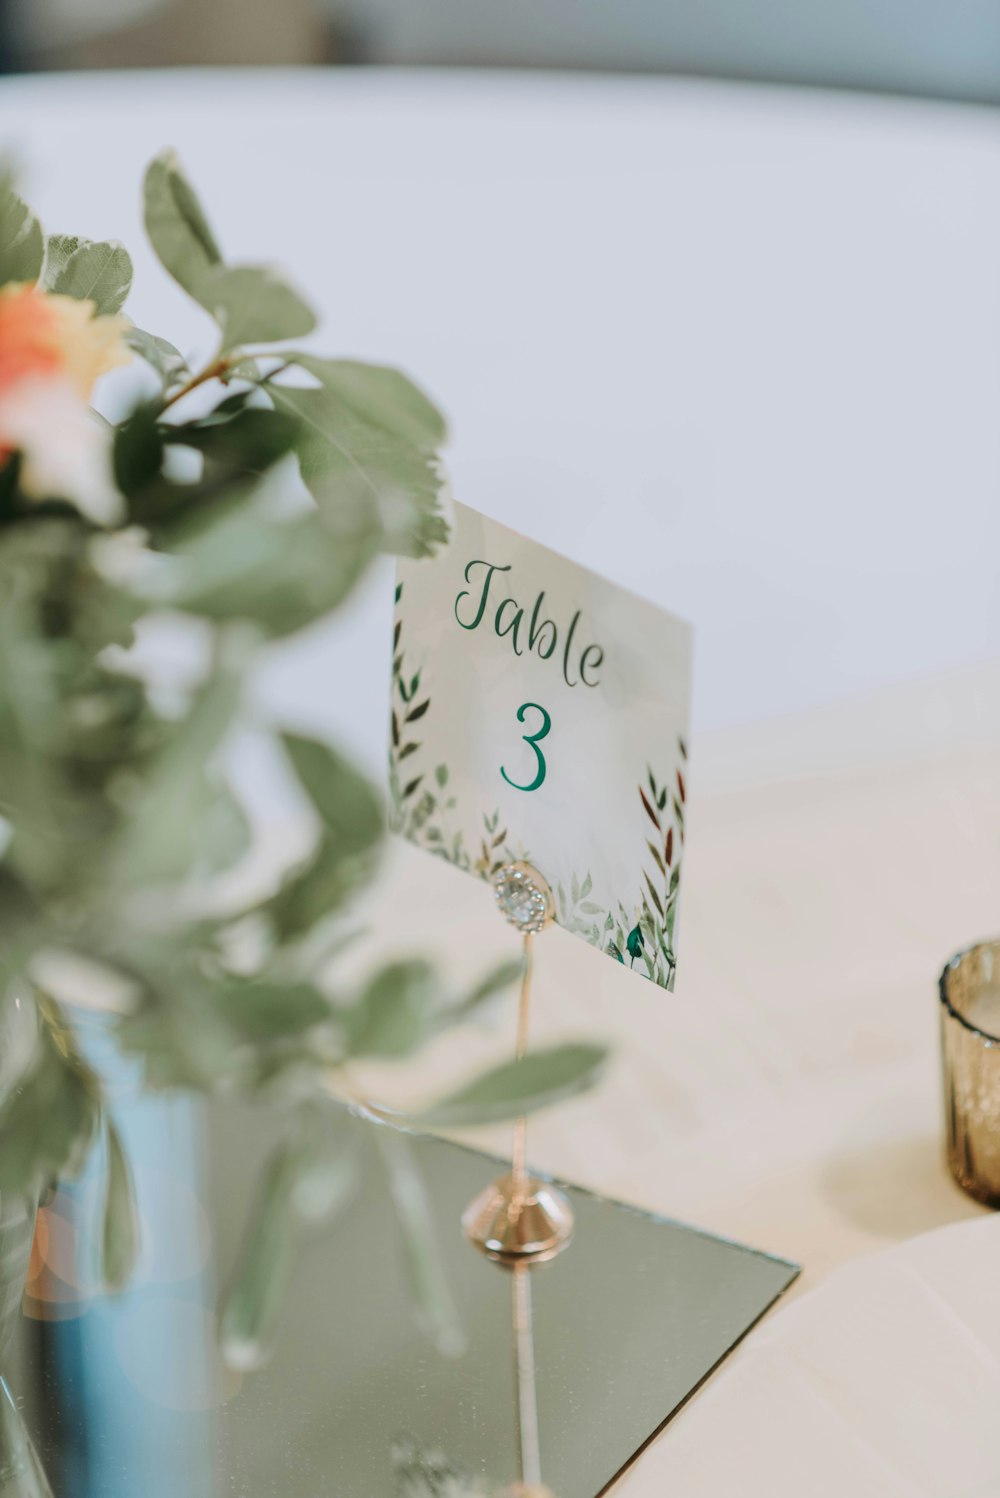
[163,404,300,474]
[41,232,83,287]
[49,239,133,315]
[165,495,380,638]
[266,831,378,941]
[126,327,188,385]
[143,150,223,303]
[113,401,164,500]
[100,1116,140,1291]
[192,781,252,878]
[0,181,43,285]
[342,960,436,1058]
[200,264,316,350]
[111,665,242,886]
[212,978,332,1043]
[0,604,79,890]
[446,957,525,1024]
[117,981,240,1091]
[288,356,447,453]
[269,377,450,559]
[418,1043,608,1128]
[0,1003,100,1195]
[281,733,382,855]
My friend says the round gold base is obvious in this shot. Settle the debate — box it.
[461,1174,574,1265]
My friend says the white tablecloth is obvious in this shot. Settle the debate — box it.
[3,66,999,1492]
[2,67,998,747]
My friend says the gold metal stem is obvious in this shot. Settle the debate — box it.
[461,871,574,1264]
[510,933,533,1213]
[512,1263,541,1489]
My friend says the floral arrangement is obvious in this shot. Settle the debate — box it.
[0,151,607,1394]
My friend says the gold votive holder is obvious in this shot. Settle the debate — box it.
[940,939,1000,1207]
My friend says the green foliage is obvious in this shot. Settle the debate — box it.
[0,1002,100,1196]
[0,180,43,285]
[100,1117,140,1292]
[143,149,223,302]
[45,239,133,315]
[40,232,84,286]
[271,370,450,560]
[374,1127,463,1358]
[136,151,451,559]
[220,1105,357,1371]
[0,152,607,1375]
[201,264,316,350]
[418,1043,609,1128]
[342,960,437,1058]
[282,733,383,861]
[289,356,447,452]
[124,327,188,385]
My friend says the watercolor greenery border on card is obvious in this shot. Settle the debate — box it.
[389,582,687,991]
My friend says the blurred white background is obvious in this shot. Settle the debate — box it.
[1,3,997,742]
[4,0,1000,103]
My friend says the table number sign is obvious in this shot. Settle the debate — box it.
[389,502,692,989]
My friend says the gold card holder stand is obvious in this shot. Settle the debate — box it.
[462,862,575,1265]
[460,860,574,1491]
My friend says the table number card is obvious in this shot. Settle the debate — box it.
[389,503,692,989]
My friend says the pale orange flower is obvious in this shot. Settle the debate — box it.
[0,282,130,402]
[0,283,131,522]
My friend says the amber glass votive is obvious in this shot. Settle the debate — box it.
[940,939,1000,1207]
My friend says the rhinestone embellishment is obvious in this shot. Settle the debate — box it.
[493,862,554,935]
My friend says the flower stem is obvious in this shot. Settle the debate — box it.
[160,354,232,412]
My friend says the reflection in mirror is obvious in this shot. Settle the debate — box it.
[13,1109,795,1496]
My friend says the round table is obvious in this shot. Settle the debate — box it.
[3,65,999,1496]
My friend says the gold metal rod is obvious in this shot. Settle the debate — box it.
[510,933,533,1212]
[512,1262,542,1489]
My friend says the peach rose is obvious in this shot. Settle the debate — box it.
[0,282,130,400]
[0,283,131,523]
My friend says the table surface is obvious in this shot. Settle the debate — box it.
[4,66,1000,1495]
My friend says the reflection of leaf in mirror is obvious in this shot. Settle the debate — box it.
[375,1127,465,1359]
